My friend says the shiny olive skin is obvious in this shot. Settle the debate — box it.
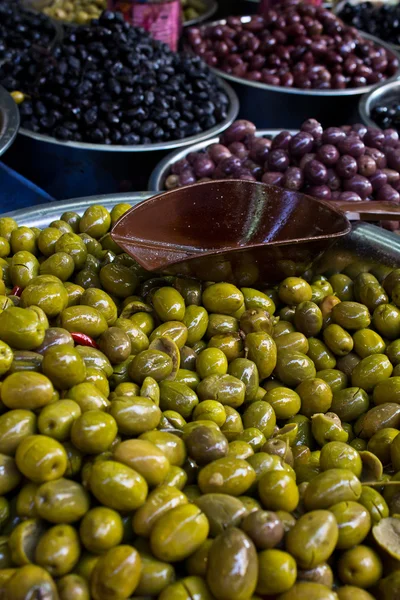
[35,477,90,523]
[373,303,400,340]
[275,351,316,387]
[246,332,277,379]
[207,528,257,600]
[139,430,187,466]
[279,581,339,599]
[259,471,299,512]
[185,424,229,465]
[202,283,244,316]
[279,277,312,305]
[355,403,400,439]
[331,387,369,422]
[79,506,124,554]
[38,399,81,441]
[304,469,362,510]
[90,460,148,512]
[42,344,86,390]
[35,524,80,576]
[296,378,333,418]
[15,434,67,483]
[337,545,382,588]
[264,387,301,419]
[135,554,175,597]
[71,410,117,454]
[307,339,336,371]
[113,439,170,487]
[351,354,393,392]
[240,509,284,550]
[195,493,246,537]
[4,565,59,600]
[329,501,371,549]
[133,485,188,537]
[198,456,255,496]
[0,306,47,350]
[320,442,362,477]
[150,503,209,562]
[294,301,323,337]
[57,574,90,600]
[109,396,161,436]
[90,545,142,600]
[286,510,338,568]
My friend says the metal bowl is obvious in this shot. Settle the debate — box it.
[148,128,298,191]
[0,86,20,157]
[184,0,218,27]
[187,16,400,128]
[3,79,238,199]
[359,79,400,128]
[0,192,152,226]
[334,0,400,54]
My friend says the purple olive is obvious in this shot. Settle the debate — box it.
[280,72,294,87]
[237,169,257,181]
[229,142,249,160]
[208,144,232,164]
[171,158,190,175]
[262,171,284,186]
[301,118,323,140]
[322,127,347,145]
[304,159,328,185]
[316,144,340,166]
[271,131,293,150]
[357,155,377,178]
[261,73,281,86]
[331,191,341,200]
[339,191,363,202]
[282,167,304,191]
[267,149,290,172]
[351,124,368,139]
[377,184,400,203]
[179,169,196,187]
[337,136,365,158]
[307,185,331,200]
[331,73,347,89]
[243,159,263,178]
[289,132,314,157]
[382,169,400,185]
[382,220,400,232]
[222,120,257,144]
[219,156,242,175]
[384,129,399,147]
[386,148,400,172]
[363,128,385,149]
[336,154,358,179]
[343,175,373,199]
[326,168,341,191]
[365,147,387,169]
[193,156,216,178]
[249,138,271,164]
[299,153,316,170]
[369,170,388,192]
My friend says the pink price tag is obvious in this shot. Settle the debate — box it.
[109,0,181,51]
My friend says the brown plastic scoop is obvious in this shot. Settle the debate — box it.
[111,180,400,284]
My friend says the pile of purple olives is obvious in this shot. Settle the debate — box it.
[187,0,398,90]
[165,118,400,230]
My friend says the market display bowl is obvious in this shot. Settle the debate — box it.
[148,128,297,191]
[0,85,19,157]
[334,0,400,54]
[187,16,400,129]
[184,0,218,27]
[2,79,238,200]
[359,78,400,129]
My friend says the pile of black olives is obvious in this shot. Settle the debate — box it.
[0,10,230,145]
[187,1,398,90]
[371,101,400,136]
[0,0,57,64]
[338,1,400,47]
[1,204,400,598]
[165,118,400,230]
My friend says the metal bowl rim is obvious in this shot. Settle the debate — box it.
[184,0,218,27]
[359,78,400,128]
[17,78,239,152]
[148,128,299,190]
[189,16,400,97]
[0,85,20,157]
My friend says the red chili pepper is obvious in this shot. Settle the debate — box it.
[11,286,22,297]
[71,332,98,349]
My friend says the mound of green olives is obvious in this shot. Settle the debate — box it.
[0,205,400,599]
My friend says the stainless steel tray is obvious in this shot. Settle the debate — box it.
[0,85,20,157]
[2,196,400,276]
[148,128,298,191]
[0,192,153,227]
[359,79,400,129]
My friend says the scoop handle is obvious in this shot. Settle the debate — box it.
[334,201,400,221]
